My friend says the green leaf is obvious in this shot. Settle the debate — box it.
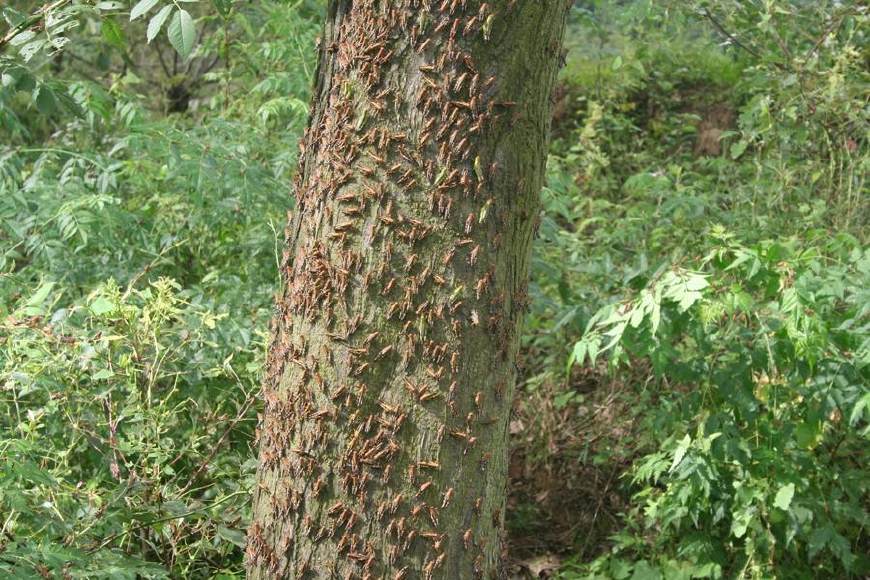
[849,393,869,426]
[780,287,799,313]
[730,140,748,159]
[93,368,114,380]
[217,525,246,548]
[101,17,126,49]
[147,4,172,43]
[650,285,662,335]
[20,39,46,62]
[90,296,115,316]
[612,55,623,71]
[130,0,159,21]
[10,29,36,46]
[33,85,56,114]
[211,0,232,17]
[570,340,587,370]
[2,7,26,27]
[684,274,709,291]
[629,304,645,328]
[630,560,661,580]
[25,281,55,309]
[669,434,691,473]
[678,291,702,312]
[773,483,795,510]
[795,422,820,449]
[167,9,196,59]
[731,509,752,539]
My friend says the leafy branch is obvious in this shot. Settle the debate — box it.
[0,0,74,54]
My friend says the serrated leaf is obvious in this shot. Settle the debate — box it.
[212,0,232,17]
[20,40,46,62]
[34,84,56,114]
[10,29,35,46]
[569,340,587,370]
[780,287,799,313]
[167,9,195,59]
[669,434,691,473]
[147,4,172,42]
[102,17,125,48]
[684,274,709,291]
[849,393,869,426]
[774,483,795,510]
[130,0,159,21]
[650,299,661,335]
[629,304,645,328]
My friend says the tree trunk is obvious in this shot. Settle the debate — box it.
[247,1,570,578]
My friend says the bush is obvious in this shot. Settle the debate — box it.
[566,230,868,578]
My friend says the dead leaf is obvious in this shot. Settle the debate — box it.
[523,553,561,578]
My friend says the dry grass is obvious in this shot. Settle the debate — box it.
[504,363,648,577]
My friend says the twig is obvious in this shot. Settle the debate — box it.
[701,7,787,71]
[88,490,249,553]
[176,366,258,496]
[0,0,73,53]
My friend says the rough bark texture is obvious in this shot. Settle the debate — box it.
[247,1,570,578]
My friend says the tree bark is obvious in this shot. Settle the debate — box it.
[247,1,570,578]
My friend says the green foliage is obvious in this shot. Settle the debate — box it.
[569,231,868,578]
[1,1,322,576]
[1,0,867,578]
[2,277,259,577]
[528,1,868,578]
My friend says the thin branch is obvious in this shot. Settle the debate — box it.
[701,7,787,71]
[0,0,73,54]
[154,42,173,78]
[88,490,250,553]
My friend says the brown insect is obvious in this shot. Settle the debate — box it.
[468,244,481,266]
[433,18,450,34]
[450,428,469,441]
[442,247,456,266]
[378,400,400,415]
[411,502,426,517]
[419,389,441,402]
[463,15,479,36]
[375,345,394,360]
[417,37,433,53]
[390,493,404,513]
[441,487,454,508]
[428,505,440,526]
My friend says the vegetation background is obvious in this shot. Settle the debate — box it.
[0,0,866,578]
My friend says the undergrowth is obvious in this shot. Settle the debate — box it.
[1,1,866,578]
